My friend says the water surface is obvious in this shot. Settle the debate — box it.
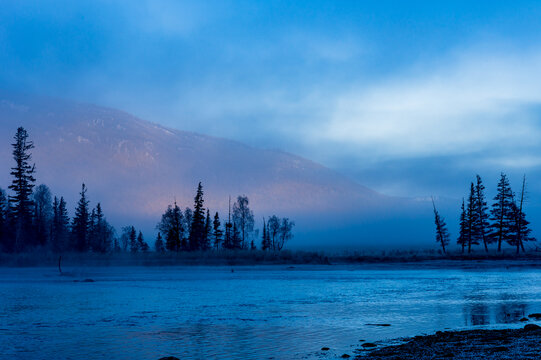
[1,264,541,359]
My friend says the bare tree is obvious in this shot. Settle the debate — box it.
[277,218,294,251]
[232,195,254,249]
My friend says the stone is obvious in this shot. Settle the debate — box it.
[524,323,541,331]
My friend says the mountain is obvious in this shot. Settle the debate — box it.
[0,92,433,248]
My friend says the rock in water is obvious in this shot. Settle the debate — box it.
[524,324,541,331]
[158,357,180,360]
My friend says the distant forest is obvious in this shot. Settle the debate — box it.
[0,127,295,254]
[432,174,536,254]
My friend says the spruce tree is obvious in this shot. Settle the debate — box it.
[203,209,211,250]
[33,184,53,247]
[0,188,7,251]
[71,184,90,252]
[155,232,165,253]
[51,196,70,253]
[213,212,223,250]
[457,199,467,253]
[511,176,535,253]
[9,127,36,251]
[466,183,479,253]
[129,226,138,252]
[432,199,450,254]
[158,202,184,252]
[137,231,149,252]
[490,173,514,252]
[474,175,491,252]
[189,182,206,251]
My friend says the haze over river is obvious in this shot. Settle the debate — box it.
[2,264,541,359]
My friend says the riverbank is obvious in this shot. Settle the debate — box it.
[358,325,541,359]
[4,249,541,267]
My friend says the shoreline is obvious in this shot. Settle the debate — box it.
[357,325,541,359]
[5,250,541,267]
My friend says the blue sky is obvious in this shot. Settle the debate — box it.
[2,0,541,200]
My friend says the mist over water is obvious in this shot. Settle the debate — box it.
[2,265,541,360]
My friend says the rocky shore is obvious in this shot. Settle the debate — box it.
[358,325,541,359]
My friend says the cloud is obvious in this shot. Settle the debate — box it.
[314,48,541,162]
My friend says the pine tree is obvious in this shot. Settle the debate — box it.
[71,184,90,252]
[457,199,467,253]
[474,175,491,252]
[89,203,113,253]
[189,182,206,251]
[9,127,36,251]
[223,197,233,249]
[432,199,450,254]
[490,173,515,252]
[510,176,535,253]
[202,209,211,250]
[137,231,149,252]
[51,196,70,253]
[158,202,184,252]
[155,232,165,253]
[213,212,223,250]
[466,183,479,253]
[129,226,138,252]
[0,188,7,251]
[33,184,53,247]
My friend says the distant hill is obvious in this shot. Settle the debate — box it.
[0,92,434,248]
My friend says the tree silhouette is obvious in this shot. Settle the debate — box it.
[432,198,450,254]
[490,173,515,252]
[9,127,36,251]
[71,184,90,252]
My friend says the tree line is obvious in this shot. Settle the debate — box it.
[432,174,535,254]
[0,127,294,254]
[154,183,295,253]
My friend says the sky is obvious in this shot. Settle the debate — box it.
[2,0,541,201]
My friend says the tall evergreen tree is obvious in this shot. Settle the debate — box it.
[212,212,223,250]
[155,232,165,253]
[9,127,36,251]
[203,209,211,250]
[158,202,184,252]
[71,183,90,252]
[51,197,70,253]
[189,182,206,251]
[129,226,138,252]
[232,195,254,249]
[183,207,192,249]
[0,188,7,252]
[457,199,467,253]
[490,173,515,252]
[432,199,450,254]
[137,231,149,252]
[510,176,535,253]
[474,175,491,252]
[223,197,233,249]
[466,182,479,253]
[33,184,53,247]
[89,203,114,253]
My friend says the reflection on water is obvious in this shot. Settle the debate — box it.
[1,265,541,360]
